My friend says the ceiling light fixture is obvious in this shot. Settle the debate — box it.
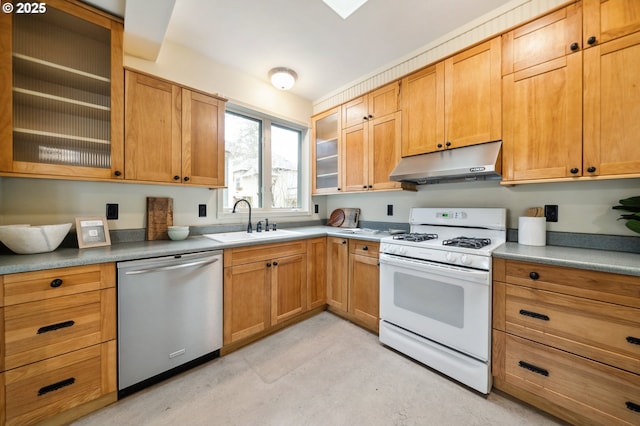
[269,67,298,90]
[322,0,368,19]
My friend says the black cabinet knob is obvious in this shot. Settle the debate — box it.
[342,240,347,244]
[445,141,452,147]
[587,166,596,173]
[570,42,580,51]
[363,116,368,120]
[114,170,122,177]
[437,143,443,148]
[173,175,180,181]
[368,114,373,119]
[368,185,373,188]
[337,187,341,191]
[587,36,597,45]
[362,246,368,251]
[266,262,272,267]
[273,261,278,266]
[363,185,368,189]
[529,271,540,280]
[50,278,63,288]
[570,168,579,174]
[183,176,190,182]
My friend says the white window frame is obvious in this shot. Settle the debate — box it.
[217,104,311,220]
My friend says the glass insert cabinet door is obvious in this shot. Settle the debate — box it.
[312,106,341,194]
[0,1,124,179]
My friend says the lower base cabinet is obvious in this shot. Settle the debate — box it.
[327,237,380,333]
[492,258,640,426]
[223,239,326,347]
[0,263,117,426]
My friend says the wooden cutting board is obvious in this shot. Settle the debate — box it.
[146,197,173,240]
[327,209,345,227]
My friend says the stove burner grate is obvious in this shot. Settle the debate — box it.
[393,233,438,242]
[442,236,492,249]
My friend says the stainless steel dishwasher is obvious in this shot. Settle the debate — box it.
[117,250,223,397]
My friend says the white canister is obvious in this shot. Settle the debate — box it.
[518,217,546,246]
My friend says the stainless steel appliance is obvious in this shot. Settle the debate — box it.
[379,208,506,394]
[117,251,223,397]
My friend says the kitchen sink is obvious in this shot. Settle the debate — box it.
[203,229,303,243]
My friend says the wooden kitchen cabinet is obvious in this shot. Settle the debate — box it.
[502,3,583,181]
[307,237,327,310]
[0,0,124,181]
[311,107,342,194]
[502,1,640,184]
[326,237,349,311]
[327,237,380,333]
[492,258,640,425]
[124,69,226,187]
[347,241,380,332]
[341,82,403,193]
[0,263,117,426]
[400,37,501,156]
[223,240,308,345]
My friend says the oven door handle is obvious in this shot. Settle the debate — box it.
[379,253,490,281]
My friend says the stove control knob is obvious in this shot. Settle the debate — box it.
[445,252,458,263]
[460,255,472,266]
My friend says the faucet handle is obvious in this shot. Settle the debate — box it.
[272,222,277,231]
[256,221,263,232]
[265,218,269,231]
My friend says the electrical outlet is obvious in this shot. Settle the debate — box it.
[387,204,393,216]
[544,204,558,222]
[314,204,319,214]
[106,203,118,220]
[198,204,207,217]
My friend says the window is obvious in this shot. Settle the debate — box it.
[222,108,307,215]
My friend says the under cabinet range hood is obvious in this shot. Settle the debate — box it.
[389,140,502,184]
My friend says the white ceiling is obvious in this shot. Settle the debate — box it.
[84,0,513,101]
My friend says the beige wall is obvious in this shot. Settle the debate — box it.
[325,179,640,236]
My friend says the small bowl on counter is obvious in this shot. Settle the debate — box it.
[167,226,190,241]
[0,223,72,254]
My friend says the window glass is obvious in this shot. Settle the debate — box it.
[271,124,301,208]
[223,112,261,208]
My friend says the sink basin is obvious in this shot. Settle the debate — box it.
[203,229,303,243]
[334,228,381,235]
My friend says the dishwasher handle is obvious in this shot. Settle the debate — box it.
[124,258,219,275]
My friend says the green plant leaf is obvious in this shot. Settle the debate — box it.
[619,196,640,207]
[625,219,640,234]
[613,205,640,212]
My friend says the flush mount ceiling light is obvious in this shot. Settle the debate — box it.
[322,0,368,19]
[269,67,298,90]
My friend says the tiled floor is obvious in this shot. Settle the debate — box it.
[74,312,564,425]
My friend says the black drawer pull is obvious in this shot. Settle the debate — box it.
[37,320,75,334]
[626,401,640,412]
[362,246,368,251]
[626,336,640,345]
[50,278,63,288]
[529,271,540,280]
[519,309,550,321]
[38,377,75,396]
[518,361,549,377]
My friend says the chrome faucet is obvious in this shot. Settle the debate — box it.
[232,199,253,233]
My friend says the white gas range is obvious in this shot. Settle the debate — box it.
[379,207,506,394]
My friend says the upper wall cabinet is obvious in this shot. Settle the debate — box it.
[124,70,226,187]
[502,3,583,181]
[502,0,640,183]
[341,82,402,192]
[0,0,124,180]
[401,37,501,156]
[582,0,640,178]
[311,106,341,194]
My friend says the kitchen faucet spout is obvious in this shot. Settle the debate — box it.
[232,199,253,233]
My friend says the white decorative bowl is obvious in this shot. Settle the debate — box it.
[0,223,72,254]
[167,226,189,241]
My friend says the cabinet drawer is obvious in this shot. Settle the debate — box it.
[350,240,379,257]
[224,240,306,267]
[504,334,640,426]
[2,263,116,306]
[3,341,116,426]
[505,284,640,375]
[501,260,640,308]
[4,289,116,370]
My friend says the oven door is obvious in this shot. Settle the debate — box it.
[379,252,491,361]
